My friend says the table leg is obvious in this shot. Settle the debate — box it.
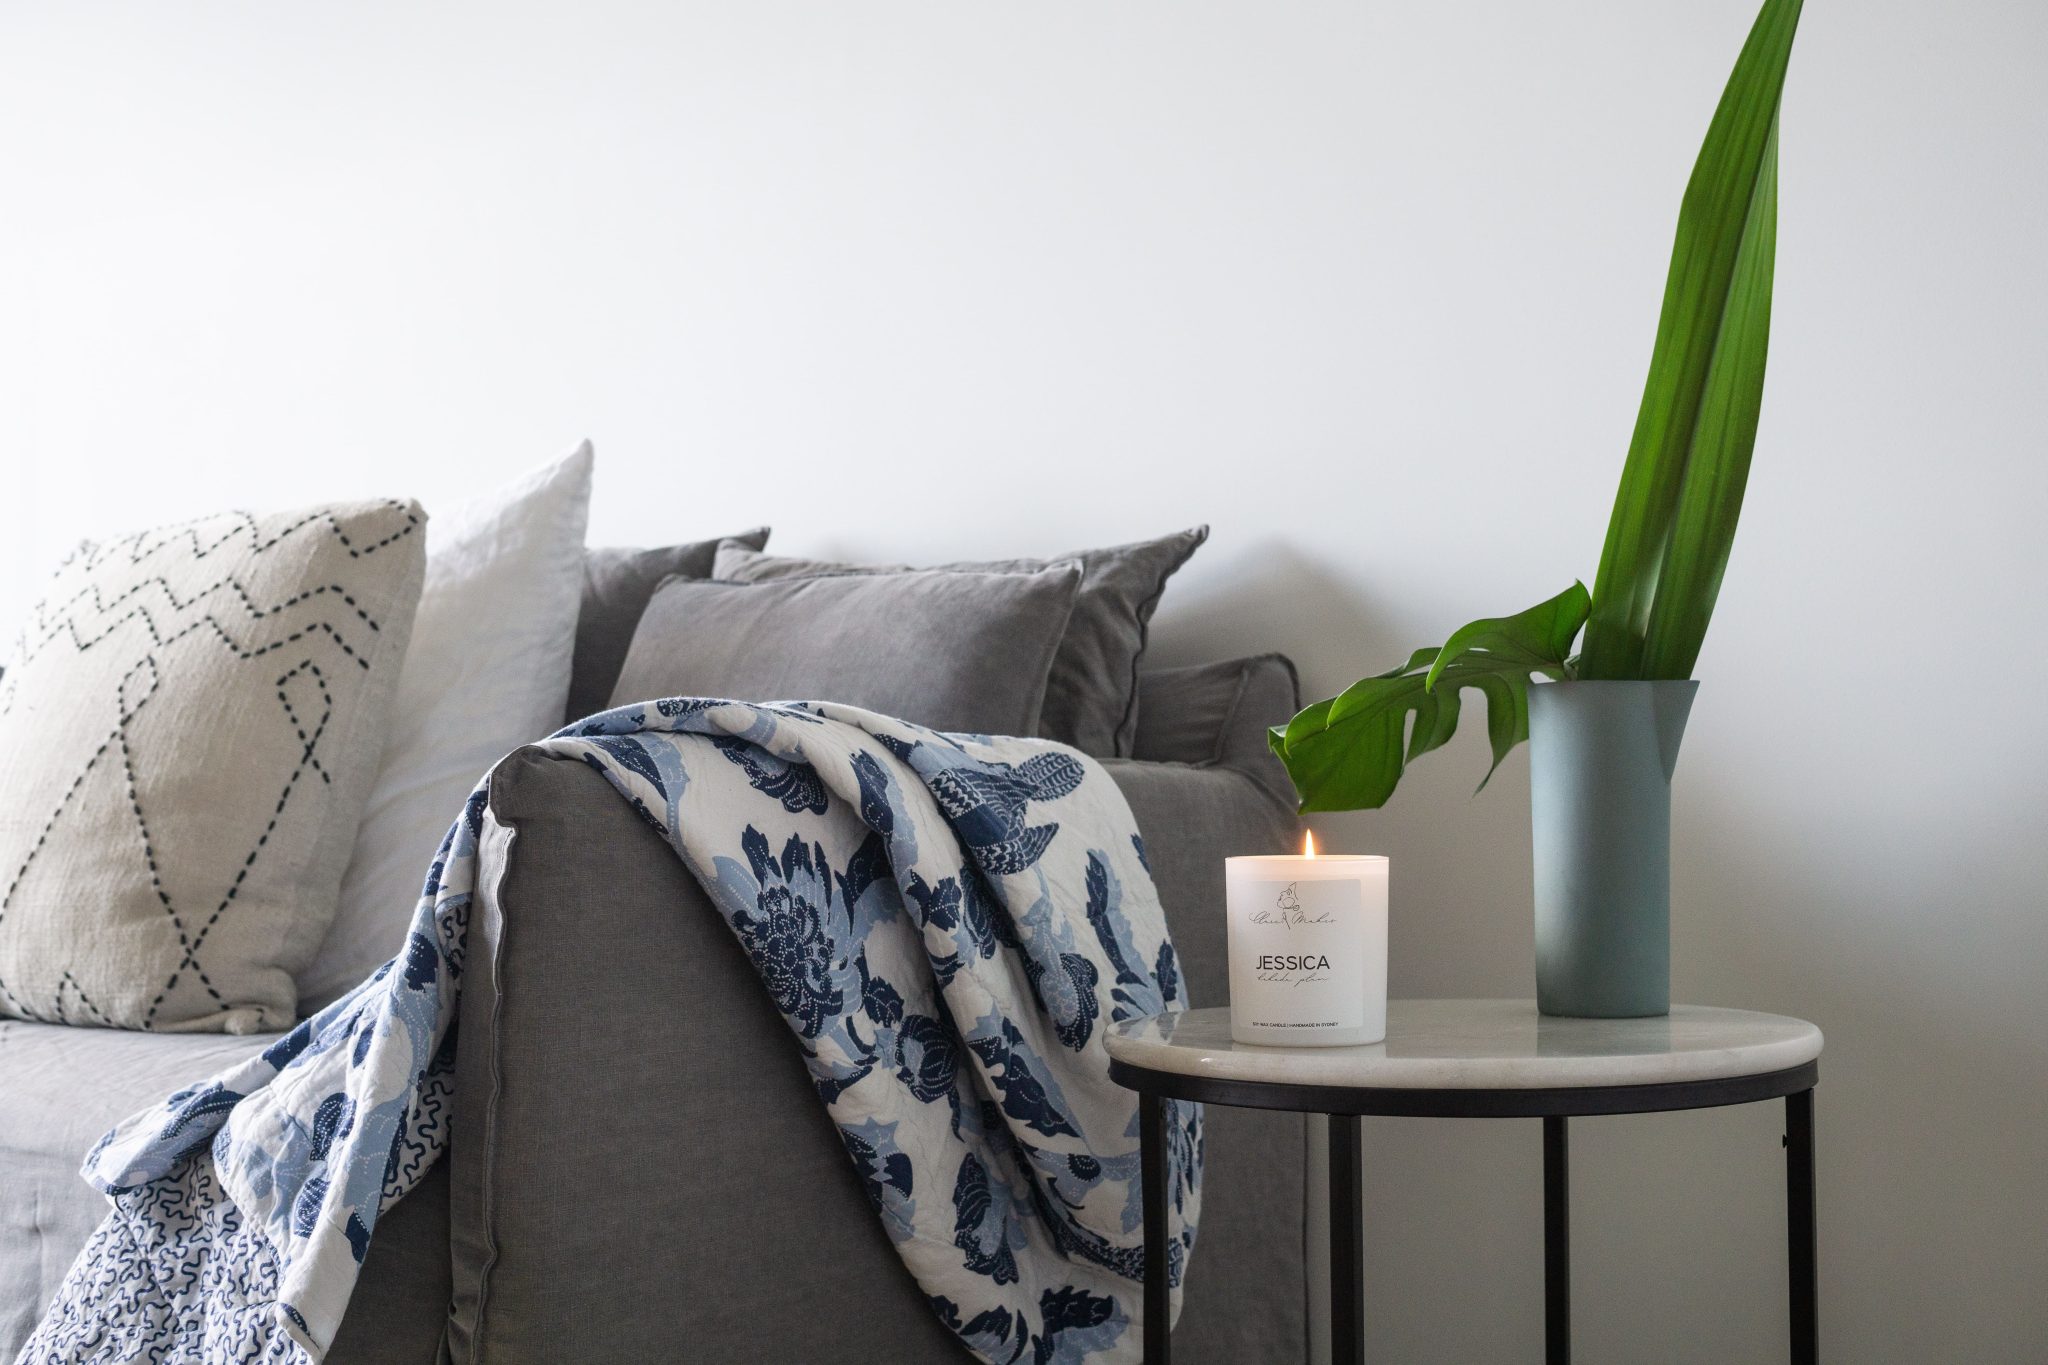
[1141,1090,1170,1365]
[1544,1115,1570,1365]
[1785,1089,1817,1365]
[1329,1114,1365,1365]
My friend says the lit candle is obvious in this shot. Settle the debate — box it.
[1225,833,1389,1046]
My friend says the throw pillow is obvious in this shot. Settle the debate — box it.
[563,528,771,726]
[299,445,593,1011]
[607,564,1082,738]
[713,527,1207,757]
[1131,654,1302,767]
[0,499,426,1032]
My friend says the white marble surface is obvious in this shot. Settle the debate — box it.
[1105,1000,1822,1090]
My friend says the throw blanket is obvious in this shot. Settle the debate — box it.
[22,700,1201,1364]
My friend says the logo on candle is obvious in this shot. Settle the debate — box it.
[1249,881,1337,932]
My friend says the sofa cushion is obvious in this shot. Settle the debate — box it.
[564,528,771,726]
[0,1024,267,1353]
[608,564,1082,738]
[714,527,1208,757]
[0,499,425,1032]
[304,447,593,1014]
[0,1019,451,1362]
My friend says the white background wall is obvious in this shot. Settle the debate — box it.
[4,2,2044,1358]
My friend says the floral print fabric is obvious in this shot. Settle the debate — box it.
[24,700,1199,1364]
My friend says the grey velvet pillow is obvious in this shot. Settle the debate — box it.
[564,529,770,725]
[714,527,1207,757]
[607,564,1083,737]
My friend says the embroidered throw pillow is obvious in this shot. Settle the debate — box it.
[713,528,1207,758]
[0,500,426,1033]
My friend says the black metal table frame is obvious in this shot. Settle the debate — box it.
[1112,1057,1818,1365]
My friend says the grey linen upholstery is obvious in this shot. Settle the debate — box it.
[563,531,770,726]
[446,656,1304,1363]
[0,1020,450,1363]
[608,565,1084,737]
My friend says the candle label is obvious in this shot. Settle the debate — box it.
[1232,877,1366,1032]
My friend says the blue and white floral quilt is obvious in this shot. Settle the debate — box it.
[22,700,1200,1364]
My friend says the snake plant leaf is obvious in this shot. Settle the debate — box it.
[1578,0,1802,680]
[1269,585,1588,813]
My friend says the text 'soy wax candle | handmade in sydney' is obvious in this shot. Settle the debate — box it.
[1225,832,1388,1046]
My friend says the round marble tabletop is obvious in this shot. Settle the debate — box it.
[1105,1000,1822,1092]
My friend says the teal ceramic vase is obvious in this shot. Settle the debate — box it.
[1527,679,1698,1018]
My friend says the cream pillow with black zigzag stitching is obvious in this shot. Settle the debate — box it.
[0,499,425,1033]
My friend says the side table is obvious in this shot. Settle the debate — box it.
[1106,1000,1822,1365]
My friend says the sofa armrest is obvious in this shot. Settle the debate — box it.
[448,746,962,1363]
[449,743,1306,1364]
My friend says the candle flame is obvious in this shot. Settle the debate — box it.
[1303,829,1317,859]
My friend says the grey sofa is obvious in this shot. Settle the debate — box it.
[1,655,1307,1362]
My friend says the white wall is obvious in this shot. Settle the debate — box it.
[4,2,2044,1358]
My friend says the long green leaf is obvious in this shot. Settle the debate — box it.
[1639,117,1778,676]
[1578,0,1802,680]
[1270,585,1588,812]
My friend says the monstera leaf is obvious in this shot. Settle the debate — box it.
[1270,585,1589,812]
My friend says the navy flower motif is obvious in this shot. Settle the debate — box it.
[713,736,828,814]
[309,1093,354,1163]
[732,832,843,1038]
[1028,951,1101,1052]
[835,831,891,911]
[1033,1286,1125,1364]
[895,1014,960,1105]
[156,1083,242,1147]
[262,1019,316,1070]
[584,735,666,794]
[968,1019,1081,1139]
[351,1013,376,1065]
[863,970,905,1027]
[401,932,439,991]
[844,1126,915,1211]
[952,1153,1019,1285]
[851,750,897,835]
[929,1296,1027,1361]
[344,1212,372,1263]
[1154,940,1182,1007]
[1081,851,1161,1024]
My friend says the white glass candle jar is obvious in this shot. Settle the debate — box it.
[1225,839,1388,1046]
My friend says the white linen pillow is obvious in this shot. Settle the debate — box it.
[297,444,593,1009]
